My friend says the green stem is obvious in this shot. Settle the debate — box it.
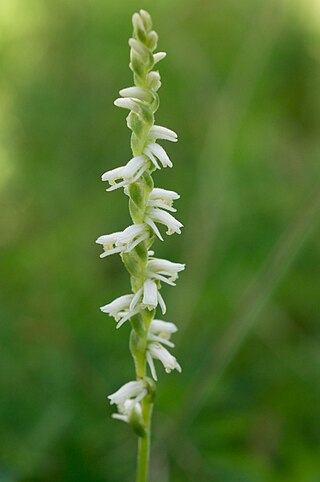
[137,398,153,482]
[135,310,153,482]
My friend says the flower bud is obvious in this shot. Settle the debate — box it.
[129,51,145,79]
[132,13,147,43]
[147,71,161,91]
[139,9,152,31]
[147,31,158,51]
[127,111,144,138]
[128,404,146,438]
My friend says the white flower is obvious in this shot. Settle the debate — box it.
[108,380,147,406]
[102,155,149,191]
[153,52,166,65]
[130,279,167,314]
[96,224,149,258]
[117,224,150,251]
[145,206,183,240]
[95,231,123,257]
[127,259,184,315]
[147,258,185,286]
[147,71,161,91]
[144,142,172,169]
[132,12,146,34]
[148,125,177,143]
[114,97,143,114]
[119,86,153,103]
[109,379,147,431]
[114,95,154,124]
[142,278,158,309]
[146,342,182,381]
[129,38,149,63]
[145,187,182,238]
[100,294,140,328]
[100,294,132,320]
[112,399,142,424]
[148,188,180,212]
[148,319,178,348]
[150,319,178,335]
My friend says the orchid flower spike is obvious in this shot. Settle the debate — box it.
[96,9,185,478]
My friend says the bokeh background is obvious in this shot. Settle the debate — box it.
[1,0,320,481]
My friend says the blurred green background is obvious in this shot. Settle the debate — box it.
[1,0,320,481]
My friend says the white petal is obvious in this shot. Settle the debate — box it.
[123,156,147,177]
[149,208,183,235]
[153,52,167,64]
[130,287,143,311]
[150,187,179,201]
[117,224,145,244]
[150,319,178,334]
[149,272,176,286]
[119,86,153,103]
[100,294,133,317]
[145,216,164,241]
[108,380,146,405]
[106,180,126,192]
[148,342,181,374]
[101,165,125,183]
[144,145,161,169]
[132,12,146,34]
[99,246,122,258]
[102,156,148,190]
[157,291,167,315]
[147,351,158,381]
[142,279,158,310]
[135,389,148,404]
[147,199,176,212]
[139,10,152,29]
[146,143,172,168]
[112,413,128,422]
[129,38,148,60]
[148,333,174,348]
[125,232,149,252]
[148,125,177,142]
[147,71,161,91]
[148,258,185,275]
[116,307,139,329]
[147,258,185,284]
[114,98,141,114]
[96,232,120,245]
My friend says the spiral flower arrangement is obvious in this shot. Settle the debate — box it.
[96,10,184,481]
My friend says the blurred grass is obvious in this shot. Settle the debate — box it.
[0,0,320,481]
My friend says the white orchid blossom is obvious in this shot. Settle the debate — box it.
[147,188,180,212]
[96,10,185,470]
[148,319,178,347]
[102,155,149,191]
[108,380,147,406]
[146,342,182,381]
[96,224,149,257]
[145,207,183,240]
[100,294,140,329]
[146,258,185,286]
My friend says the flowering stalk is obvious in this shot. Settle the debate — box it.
[97,10,184,482]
